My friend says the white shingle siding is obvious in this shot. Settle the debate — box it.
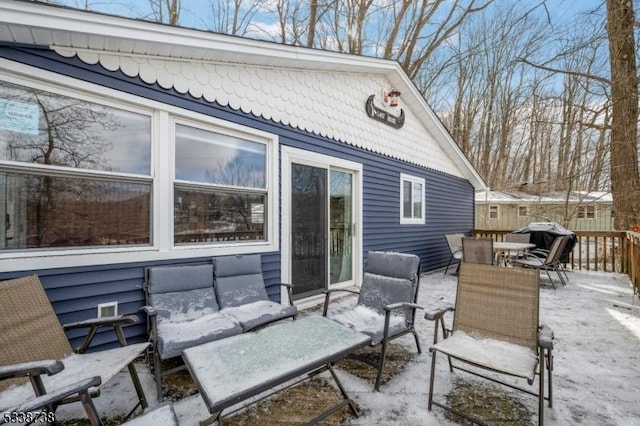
[53,47,461,179]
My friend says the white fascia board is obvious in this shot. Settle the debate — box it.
[0,1,394,74]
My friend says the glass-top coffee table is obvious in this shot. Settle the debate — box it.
[182,315,372,425]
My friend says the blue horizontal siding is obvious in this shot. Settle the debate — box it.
[0,46,475,350]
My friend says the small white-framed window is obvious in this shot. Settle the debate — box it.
[518,205,528,217]
[577,204,595,219]
[400,173,425,225]
[488,205,499,220]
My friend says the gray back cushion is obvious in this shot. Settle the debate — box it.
[213,255,268,309]
[365,251,420,280]
[146,264,219,319]
[147,264,214,294]
[358,251,420,321]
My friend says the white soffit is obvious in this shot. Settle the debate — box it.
[0,0,486,189]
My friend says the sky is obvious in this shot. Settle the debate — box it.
[46,0,611,39]
[46,267,640,425]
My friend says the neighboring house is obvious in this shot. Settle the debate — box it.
[0,2,485,348]
[475,190,613,232]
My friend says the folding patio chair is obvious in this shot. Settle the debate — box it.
[212,254,298,331]
[444,233,464,275]
[322,251,423,391]
[0,275,149,420]
[425,263,555,426]
[0,361,102,426]
[513,236,570,288]
[462,237,494,265]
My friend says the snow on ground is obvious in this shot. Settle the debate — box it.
[55,269,640,425]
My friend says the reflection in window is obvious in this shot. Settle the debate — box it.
[174,123,268,245]
[0,80,152,251]
[0,171,151,249]
[0,81,151,175]
[174,187,265,244]
[175,124,265,188]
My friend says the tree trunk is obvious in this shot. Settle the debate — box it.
[606,0,640,230]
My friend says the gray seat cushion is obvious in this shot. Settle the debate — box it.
[156,311,242,359]
[329,305,408,345]
[221,300,298,331]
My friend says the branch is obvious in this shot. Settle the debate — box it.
[515,57,611,86]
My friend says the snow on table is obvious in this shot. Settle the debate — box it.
[181,315,371,413]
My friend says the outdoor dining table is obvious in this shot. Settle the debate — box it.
[493,241,537,266]
[182,315,372,425]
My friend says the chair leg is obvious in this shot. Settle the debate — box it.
[538,349,545,426]
[79,389,104,426]
[153,351,163,401]
[127,362,148,411]
[428,350,437,411]
[412,329,422,354]
[547,348,554,408]
[444,256,453,275]
[375,338,390,391]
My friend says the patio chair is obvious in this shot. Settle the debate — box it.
[142,264,244,400]
[212,254,298,331]
[444,233,464,275]
[513,236,569,288]
[322,251,422,391]
[425,263,554,426]
[0,275,149,420]
[0,361,102,426]
[462,237,494,265]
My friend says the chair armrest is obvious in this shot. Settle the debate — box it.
[63,314,138,330]
[139,305,158,317]
[64,314,139,353]
[538,324,555,349]
[0,360,63,381]
[0,376,102,425]
[321,288,360,316]
[384,302,423,311]
[424,305,455,321]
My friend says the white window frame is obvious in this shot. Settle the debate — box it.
[488,205,499,220]
[400,173,425,225]
[518,205,528,217]
[0,60,279,273]
[577,204,596,220]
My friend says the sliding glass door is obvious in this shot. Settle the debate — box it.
[285,149,360,300]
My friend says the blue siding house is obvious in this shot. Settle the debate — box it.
[0,1,486,349]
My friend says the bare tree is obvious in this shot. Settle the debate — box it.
[606,0,640,229]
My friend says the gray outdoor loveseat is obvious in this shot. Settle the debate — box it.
[141,254,297,399]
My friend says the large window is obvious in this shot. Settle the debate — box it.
[400,173,425,225]
[0,80,152,250]
[174,122,268,244]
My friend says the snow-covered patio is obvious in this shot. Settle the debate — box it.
[57,268,640,425]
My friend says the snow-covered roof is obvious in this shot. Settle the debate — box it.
[0,0,487,190]
[476,190,612,204]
